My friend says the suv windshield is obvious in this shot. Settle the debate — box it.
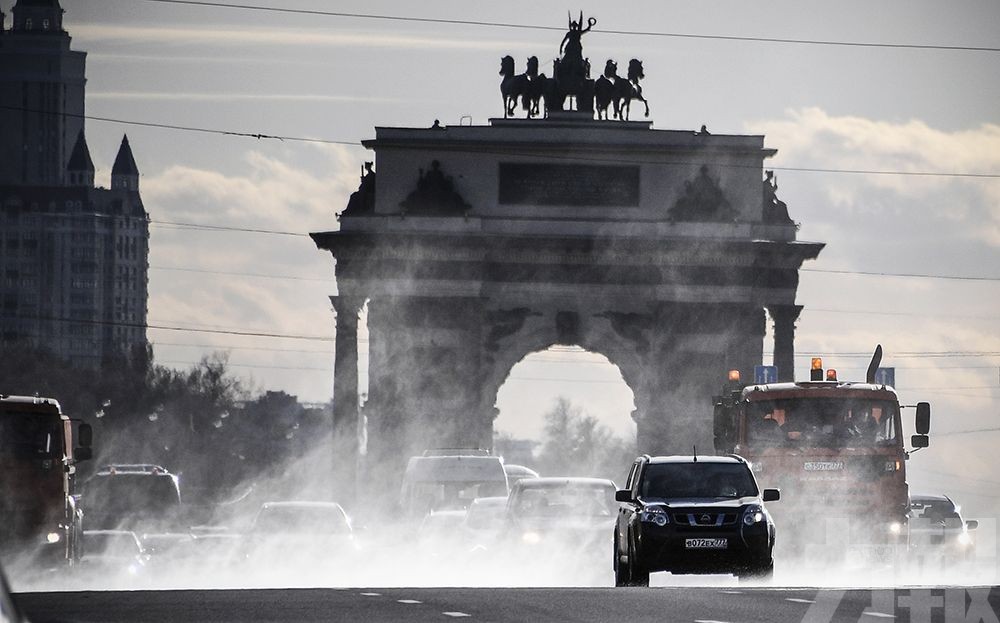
[641,463,758,499]
[747,398,898,449]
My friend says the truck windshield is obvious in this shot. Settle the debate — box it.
[641,463,758,499]
[0,412,61,459]
[746,398,898,449]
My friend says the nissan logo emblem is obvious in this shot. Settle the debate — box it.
[700,514,712,523]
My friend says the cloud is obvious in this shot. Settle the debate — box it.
[73,23,537,53]
[747,108,1000,245]
[141,145,364,400]
[143,144,360,231]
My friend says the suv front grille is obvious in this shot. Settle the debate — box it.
[671,512,738,527]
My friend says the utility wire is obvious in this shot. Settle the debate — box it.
[802,268,1000,282]
[5,104,1000,180]
[151,220,310,237]
[12,315,1000,360]
[138,0,1000,54]
[150,265,334,283]
[0,105,358,146]
[928,427,1000,437]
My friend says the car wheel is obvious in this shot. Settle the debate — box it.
[613,532,630,587]
[737,559,774,584]
[627,532,649,587]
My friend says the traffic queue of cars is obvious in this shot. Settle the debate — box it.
[4,451,981,591]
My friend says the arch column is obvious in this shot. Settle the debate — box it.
[331,294,364,505]
[768,304,803,382]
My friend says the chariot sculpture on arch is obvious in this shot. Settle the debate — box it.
[498,12,650,120]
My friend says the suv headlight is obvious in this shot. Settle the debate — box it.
[742,504,764,526]
[640,508,669,526]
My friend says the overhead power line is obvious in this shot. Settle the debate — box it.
[802,268,1000,282]
[5,104,1000,180]
[150,265,334,282]
[139,0,1000,53]
[150,219,310,237]
[0,105,358,146]
[13,314,334,342]
[12,314,1000,363]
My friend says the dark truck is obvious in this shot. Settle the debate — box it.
[0,394,93,564]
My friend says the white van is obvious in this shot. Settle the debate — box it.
[400,453,509,518]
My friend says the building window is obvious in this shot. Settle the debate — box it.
[42,19,50,30]
[25,18,32,30]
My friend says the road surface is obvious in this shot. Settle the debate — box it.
[15,586,1000,622]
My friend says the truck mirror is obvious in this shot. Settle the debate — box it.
[915,402,930,435]
[966,520,979,531]
[75,447,93,462]
[79,423,93,448]
[762,488,780,502]
[911,434,929,449]
[614,489,633,503]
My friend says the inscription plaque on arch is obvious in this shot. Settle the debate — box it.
[498,163,640,207]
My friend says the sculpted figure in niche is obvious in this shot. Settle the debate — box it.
[762,170,793,224]
[343,161,375,216]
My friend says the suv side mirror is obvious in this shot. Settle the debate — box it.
[966,520,979,531]
[762,488,780,502]
[911,434,929,449]
[915,402,930,435]
[615,489,633,503]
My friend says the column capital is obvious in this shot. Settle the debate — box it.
[331,295,365,319]
[767,304,804,324]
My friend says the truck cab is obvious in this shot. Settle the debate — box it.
[0,394,92,565]
[712,354,930,551]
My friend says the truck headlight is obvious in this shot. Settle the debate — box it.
[742,505,764,526]
[888,522,902,535]
[46,532,61,544]
[957,532,972,547]
[640,509,669,526]
[521,531,542,544]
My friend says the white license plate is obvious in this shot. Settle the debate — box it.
[685,538,727,549]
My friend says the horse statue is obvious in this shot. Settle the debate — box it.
[613,59,650,120]
[594,60,618,120]
[522,56,547,118]
[499,55,530,119]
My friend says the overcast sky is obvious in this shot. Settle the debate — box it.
[8,1,998,512]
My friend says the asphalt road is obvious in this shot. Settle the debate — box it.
[14,586,1000,623]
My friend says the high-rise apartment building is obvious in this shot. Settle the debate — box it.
[0,0,149,366]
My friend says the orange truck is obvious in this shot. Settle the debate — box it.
[712,346,931,557]
[0,395,93,565]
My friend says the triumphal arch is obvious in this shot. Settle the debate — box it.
[311,17,823,496]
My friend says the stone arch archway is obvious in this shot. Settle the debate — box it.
[312,118,822,502]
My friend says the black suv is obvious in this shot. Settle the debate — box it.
[613,455,779,585]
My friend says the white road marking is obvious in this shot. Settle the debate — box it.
[359,592,381,597]
[443,612,472,618]
[398,599,422,604]
[862,613,895,619]
[785,598,815,604]
[720,590,742,594]
[694,620,731,623]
